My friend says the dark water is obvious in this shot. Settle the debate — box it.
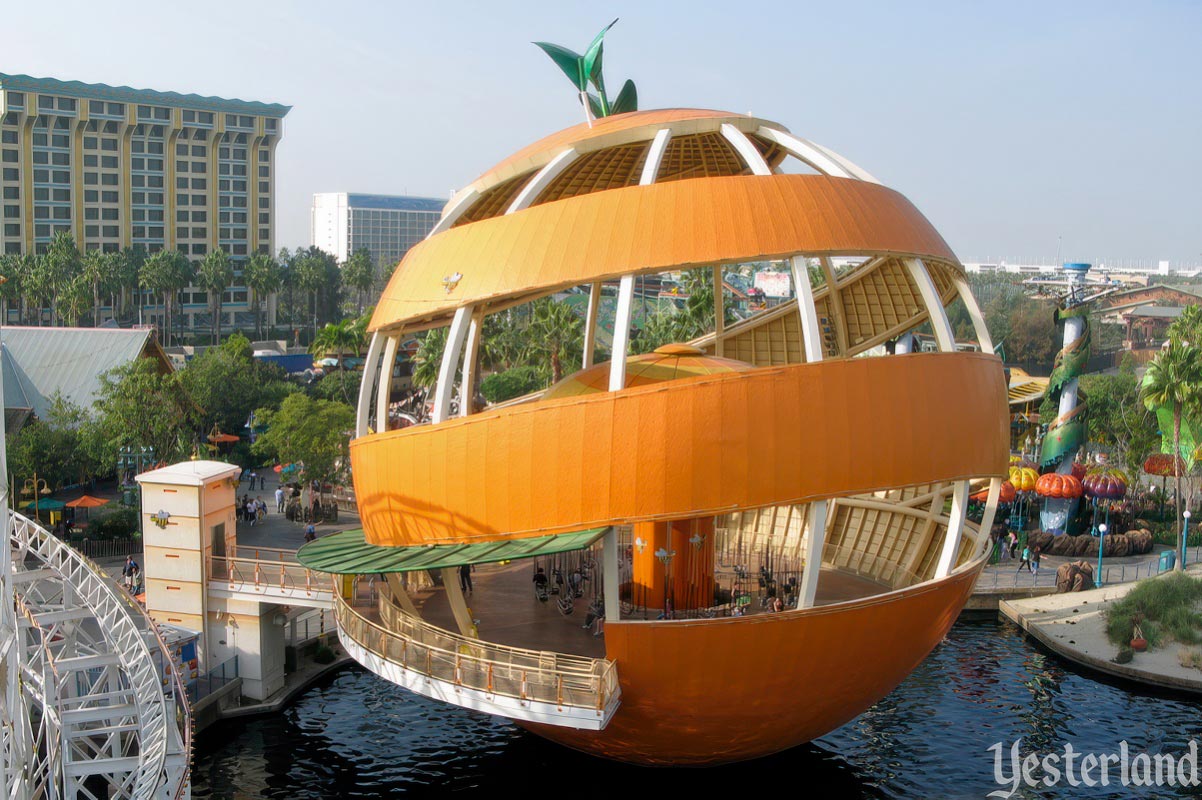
[192,618,1202,799]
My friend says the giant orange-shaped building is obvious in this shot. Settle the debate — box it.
[299,108,1009,765]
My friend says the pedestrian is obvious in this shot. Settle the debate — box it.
[246,498,257,526]
[275,486,285,514]
[260,473,267,491]
[1031,546,1042,583]
[459,563,473,594]
[122,556,138,590]
[1008,530,1018,558]
[1017,546,1031,573]
[304,521,316,542]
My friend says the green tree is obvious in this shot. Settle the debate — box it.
[140,249,193,347]
[341,248,375,313]
[1169,304,1202,346]
[81,249,119,325]
[482,309,533,371]
[1080,368,1159,476]
[120,245,148,323]
[42,231,82,326]
[412,327,448,390]
[60,272,91,327]
[310,318,368,402]
[92,358,197,464]
[251,394,355,497]
[530,296,583,384]
[7,395,101,491]
[197,249,235,345]
[311,370,363,404]
[244,252,282,340]
[1141,341,1202,564]
[0,253,24,324]
[183,333,296,436]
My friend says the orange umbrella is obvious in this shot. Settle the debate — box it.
[65,494,110,520]
[970,480,1016,503]
[208,432,240,444]
[543,343,754,399]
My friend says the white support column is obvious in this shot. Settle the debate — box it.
[609,275,635,392]
[974,478,1003,554]
[935,481,970,578]
[459,308,484,418]
[426,188,479,237]
[375,334,399,431]
[713,265,725,356]
[754,127,852,178]
[789,256,825,363]
[356,332,384,436]
[603,526,619,622]
[641,129,672,185]
[895,333,914,354]
[905,258,955,353]
[954,276,995,355]
[719,124,771,176]
[506,149,578,214]
[798,501,828,609]
[583,282,602,369]
[432,306,473,424]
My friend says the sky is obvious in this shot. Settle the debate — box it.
[4,0,1200,264]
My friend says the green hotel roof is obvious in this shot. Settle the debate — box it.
[297,528,607,575]
[0,72,291,117]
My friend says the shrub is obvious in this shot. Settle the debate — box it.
[1105,572,1202,649]
[90,507,140,540]
[313,644,336,664]
[480,365,545,404]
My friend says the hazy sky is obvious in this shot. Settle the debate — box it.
[5,0,1199,264]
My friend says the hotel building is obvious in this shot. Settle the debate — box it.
[0,72,289,332]
[311,192,444,274]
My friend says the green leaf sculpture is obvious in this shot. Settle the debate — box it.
[534,18,638,120]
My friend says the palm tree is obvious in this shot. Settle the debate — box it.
[531,297,583,384]
[310,319,367,403]
[412,327,448,390]
[140,249,193,347]
[0,254,23,325]
[43,231,82,326]
[243,252,282,340]
[23,252,49,325]
[81,249,118,325]
[60,272,91,326]
[120,246,148,323]
[197,249,234,345]
[341,248,375,313]
[1142,341,1202,567]
[292,251,326,342]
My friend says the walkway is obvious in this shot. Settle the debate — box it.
[1000,565,1202,696]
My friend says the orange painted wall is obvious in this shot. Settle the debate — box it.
[349,353,1008,547]
[524,558,984,764]
[369,174,958,333]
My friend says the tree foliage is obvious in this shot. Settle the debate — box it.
[92,359,197,465]
[251,394,355,490]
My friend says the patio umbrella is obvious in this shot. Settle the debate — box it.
[22,498,65,514]
[65,494,110,520]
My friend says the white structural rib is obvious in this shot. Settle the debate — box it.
[506,149,578,214]
[583,282,602,369]
[719,124,771,176]
[459,309,484,418]
[433,305,473,423]
[356,333,384,436]
[375,334,400,431]
[755,127,880,183]
[790,256,829,608]
[640,129,672,185]
[427,188,479,237]
[955,277,995,355]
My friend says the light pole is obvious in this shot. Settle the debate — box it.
[21,475,50,522]
[1095,523,1107,588]
[1183,510,1192,570]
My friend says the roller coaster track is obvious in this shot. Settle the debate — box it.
[2,511,191,799]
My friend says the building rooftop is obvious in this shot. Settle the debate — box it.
[0,72,291,117]
[2,326,171,422]
[345,194,446,213]
[137,460,240,487]
[1122,304,1187,319]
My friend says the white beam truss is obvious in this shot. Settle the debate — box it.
[426,188,480,238]
[432,305,473,424]
[505,149,578,214]
[582,282,602,369]
[719,124,771,176]
[375,334,400,431]
[356,332,384,436]
[6,512,191,800]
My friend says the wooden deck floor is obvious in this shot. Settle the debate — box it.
[411,561,894,659]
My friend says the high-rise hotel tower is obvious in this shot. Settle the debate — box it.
[0,73,289,332]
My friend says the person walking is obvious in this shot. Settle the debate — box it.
[458,563,473,594]
[1030,546,1042,584]
[275,486,285,514]
[122,556,139,591]
[1017,546,1031,573]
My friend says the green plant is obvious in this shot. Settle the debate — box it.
[480,365,545,403]
[1105,572,1202,649]
[90,507,140,540]
[313,644,336,664]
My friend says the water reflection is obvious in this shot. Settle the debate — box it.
[193,618,1202,799]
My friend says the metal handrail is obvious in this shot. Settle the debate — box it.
[335,586,618,713]
[209,555,323,597]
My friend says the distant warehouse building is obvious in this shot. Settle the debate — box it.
[0,72,289,333]
[311,192,444,273]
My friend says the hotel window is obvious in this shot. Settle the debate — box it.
[103,190,118,203]
[38,96,54,111]
[182,110,195,123]
[53,189,68,201]
[192,145,206,157]
[57,98,75,112]
[7,92,23,109]
[192,178,206,190]
[84,154,98,167]
[85,224,99,237]
[1,131,15,144]
[176,144,188,156]
[51,152,68,166]
[147,192,163,203]
[101,174,117,186]
[101,156,117,168]
[177,210,188,222]
[132,141,144,154]
[52,207,69,220]
[258,166,269,178]
[103,225,118,237]
[102,208,117,220]
[192,194,205,204]
[52,170,68,184]
[89,100,105,115]
[2,187,17,199]
[34,133,49,147]
[153,107,169,121]
[102,139,117,152]
[2,150,17,163]
[148,175,164,188]
[192,243,206,254]
[199,112,213,125]
[176,161,188,173]
[84,190,98,202]
[34,224,50,236]
[258,197,268,209]
[3,205,17,217]
[84,173,99,186]
[192,211,206,222]
[4,224,18,236]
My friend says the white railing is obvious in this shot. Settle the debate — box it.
[9,511,191,800]
[335,584,619,716]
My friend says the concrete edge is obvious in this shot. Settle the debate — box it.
[999,599,1202,696]
[218,656,357,720]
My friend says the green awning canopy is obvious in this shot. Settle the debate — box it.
[23,498,65,512]
[296,527,607,575]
